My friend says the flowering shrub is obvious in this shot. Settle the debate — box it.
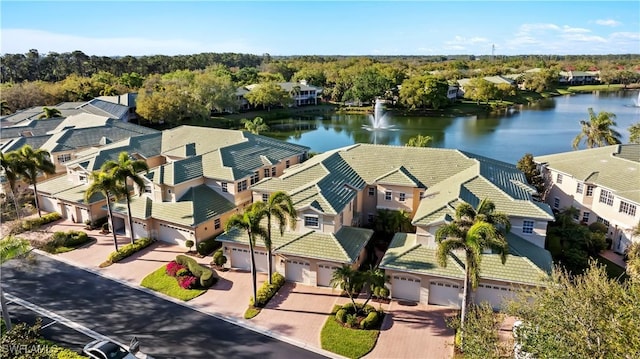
[178,275,198,289]
[176,268,190,277]
[166,261,185,277]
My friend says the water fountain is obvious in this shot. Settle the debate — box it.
[635,92,640,107]
[363,99,391,130]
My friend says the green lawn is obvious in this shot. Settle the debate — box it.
[320,305,380,359]
[141,265,207,301]
[595,256,629,282]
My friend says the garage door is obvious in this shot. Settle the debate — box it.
[254,250,268,273]
[476,283,516,310]
[428,281,462,308]
[285,259,310,283]
[40,196,58,213]
[391,275,421,302]
[79,208,90,224]
[230,247,250,270]
[64,204,74,221]
[317,263,340,287]
[132,222,147,240]
[158,223,191,246]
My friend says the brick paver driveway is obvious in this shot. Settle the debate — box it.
[364,301,455,359]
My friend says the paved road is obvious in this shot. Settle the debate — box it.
[1,254,328,359]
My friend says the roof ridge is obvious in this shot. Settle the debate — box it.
[330,230,352,262]
[274,230,315,251]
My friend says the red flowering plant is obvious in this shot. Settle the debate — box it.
[166,260,185,277]
[178,275,198,289]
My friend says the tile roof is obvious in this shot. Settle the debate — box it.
[78,99,129,120]
[536,144,640,203]
[151,184,235,226]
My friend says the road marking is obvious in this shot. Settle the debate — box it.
[5,293,153,359]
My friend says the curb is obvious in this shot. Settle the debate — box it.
[32,249,344,359]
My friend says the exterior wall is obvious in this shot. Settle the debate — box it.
[510,217,547,248]
[297,209,325,233]
[385,269,464,306]
[376,184,414,212]
[52,150,76,173]
[205,178,236,204]
[167,177,205,202]
[361,185,378,226]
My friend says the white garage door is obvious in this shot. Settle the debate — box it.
[40,196,58,213]
[317,263,340,287]
[132,222,147,240]
[253,250,268,273]
[429,281,462,308]
[158,223,191,246]
[64,204,74,221]
[285,259,310,283]
[476,283,516,310]
[391,275,421,302]
[79,208,90,224]
[230,247,250,270]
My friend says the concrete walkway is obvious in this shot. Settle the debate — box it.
[600,250,627,268]
[8,218,455,358]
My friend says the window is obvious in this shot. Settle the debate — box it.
[221,182,228,192]
[556,173,563,184]
[599,189,614,206]
[553,197,560,209]
[264,168,270,178]
[619,201,637,216]
[237,180,247,192]
[368,188,375,196]
[399,193,406,202]
[385,191,392,201]
[522,220,534,234]
[285,160,290,168]
[576,183,583,194]
[250,171,260,185]
[271,167,276,177]
[214,218,221,230]
[79,175,87,183]
[304,215,319,228]
[262,193,268,202]
[144,185,152,194]
[57,153,71,163]
[572,211,579,221]
[586,185,594,196]
[582,212,590,223]
[597,217,610,227]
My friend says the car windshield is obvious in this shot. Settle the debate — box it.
[97,342,130,359]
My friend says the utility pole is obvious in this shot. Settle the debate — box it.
[492,44,496,61]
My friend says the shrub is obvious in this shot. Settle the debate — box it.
[272,272,285,287]
[212,249,227,267]
[176,268,190,277]
[197,237,220,256]
[589,222,608,234]
[15,212,61,233]
[345,313,358,328]
[107,237,155,263]
[90,216,108,230]
[249,272,287,307]
[175,254,218,288]
[373,286,389,299]
[360,311,380,329]
[336,308,347,323]
[43,230,90,253]
[178,275,198,289]
[185,239,194,251]
[166,260,185,277]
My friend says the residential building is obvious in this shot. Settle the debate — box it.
[536,144,640,254]
[240,80,323,109]
[97,93,139,122]
[457,75,516,96]
[558,71,600,85]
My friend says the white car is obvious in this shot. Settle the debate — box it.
[83,337,141,359]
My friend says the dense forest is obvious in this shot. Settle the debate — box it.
[2,50,639,123]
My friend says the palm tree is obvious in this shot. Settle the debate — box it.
[14,145,55,217]
[405,134,432,147]
[435,199,510,332]
[84,171,125,252]
[1,236,30,330]
[242,117,269,135]
[225,202,267,306]
[38,107,62,119]
[330,265,363,309]
[629,122,640,144]
[259,191,297,284]
[572,108,622,149]
[359,266,386,309]
[1,151,23,219]
[101,152,149,245]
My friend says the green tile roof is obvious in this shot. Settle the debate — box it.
[216,226,297,249]
[478,254,549,287]
[111,196,153,219]
[150,184,235,226]
[375,166,422,187]
[536,144,640,203]
[507,232,553,273]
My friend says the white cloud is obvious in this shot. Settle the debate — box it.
[518,23,561,33]
[561,26,591,34]
[561,33,607,43]
[595,19,621,27]
[610,32,640,40]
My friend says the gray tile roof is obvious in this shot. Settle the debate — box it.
[1,118,65,139]
[536,144,640,203]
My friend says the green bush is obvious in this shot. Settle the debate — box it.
[341,302,376,315]
[249,272,286,307]
[90,216,108,230]
[336,308,347,323]
[212,249,227,266]
[185,239,194,250]
[107,237,155,263]
[373,286,389,299]
[360,311,380,329]
[345,313,358,328]
[197,237,220,256]
[17,212,61,233]
[44,230,90,253]
[589,222,608,234]
[175,254,218,288]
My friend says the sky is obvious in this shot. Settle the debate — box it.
[1,1,639,57]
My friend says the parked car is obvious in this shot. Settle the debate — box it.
[83,337,140,359]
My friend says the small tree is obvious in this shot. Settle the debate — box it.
[516,153,545,195]
[185,239,194,252]
[212,249,227,267]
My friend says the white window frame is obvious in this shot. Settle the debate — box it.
[522,220,534,234]
[368,188,375,196]
[57,153,71,163]
[214,218,221,230]
[271,167,276,177]
[399,193,406,202]
[264,168,270,178]
[556,173,563,184]
[385,191,392,201]
[619,201,637,216]
[599,189,614,206]
[285,160,290,168]
[221,182,228,192]
[553,197,560,209]
[586,185,594,196]
[251,171,260,185]
[304,215,319,228]
[262,193,269,202]
[576,183,583,194]
[582,212,590,223]
[237,180,247,192]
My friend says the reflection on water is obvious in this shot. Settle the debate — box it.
[272,91,639,163]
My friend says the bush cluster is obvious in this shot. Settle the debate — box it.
[212,249,227,267]
[250,272,286,307]
[165,260,199,289]
[360,311,381,329]
[197,237,221,256]
[334,302,381,329]
[373,286,390,299]
[107,237,155,263]
[13,212,61,234]
[42,230,90,253]
[175,254,218,288]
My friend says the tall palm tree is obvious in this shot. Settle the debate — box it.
[360,266,386,309]
[1,151,23,219]
[330,265,363,309]
[242,117,269,135]
[38,107,62,119]
[405,134,432,147]
[572,108,622,149]
[14,145,55,217]
[84,171,125,252]
[225,202,267,306]
[101,152,149,245]
[435,199,510,332]
[1,236,30,330]
[258,191,297,284]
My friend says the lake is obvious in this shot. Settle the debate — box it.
[271,90,640,164]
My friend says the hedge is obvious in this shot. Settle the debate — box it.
[107,237,155,263]
[250,272,286,307]
[360,311,380,329]
[43,230,91,253]
[175,254,218,288]
[197,237,221,256]
[14,212,61,233]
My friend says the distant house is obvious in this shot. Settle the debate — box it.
[558,71,600,85]
[457,76,516,96]
[240,80,323,110]
[97,93,138,122]
[536,144,640,254]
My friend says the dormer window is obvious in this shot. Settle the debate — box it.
[79,175,87,184]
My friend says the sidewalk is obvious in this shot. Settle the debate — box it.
[600,249,627,268]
